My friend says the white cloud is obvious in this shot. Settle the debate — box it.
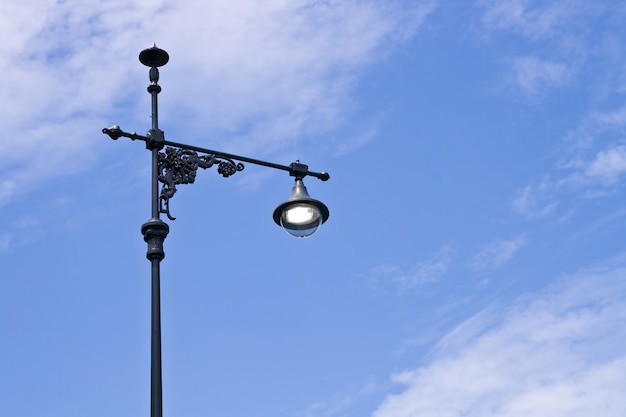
[479,2,621,102]
[152,1,435,149]
[470,236,527,273]
[553,144,626,197]
[372,260,626,417]
[0,0,434,206]
[476,2,626,217]
[585,145,626,184]
[567,105,626,182]
[514,140,626,219]
[513,102,626,219]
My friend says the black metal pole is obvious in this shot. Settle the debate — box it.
[138,45,170,417]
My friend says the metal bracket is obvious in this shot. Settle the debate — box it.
[157,147,245,220]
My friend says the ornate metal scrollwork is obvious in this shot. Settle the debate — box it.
[158,147,244,220]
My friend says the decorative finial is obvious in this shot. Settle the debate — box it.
[139,44,169,68]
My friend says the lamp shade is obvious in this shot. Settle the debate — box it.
[273,179,329,238]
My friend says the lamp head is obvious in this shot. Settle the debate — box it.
[273,179,329,238]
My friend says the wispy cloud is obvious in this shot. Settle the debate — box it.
[559,106,626,187]
[469,236,527,273]
[480,0,598,41]
[0,180,16,208]
[372,259,626,417]
[512,56,572,97]
[477,2,626,221]
[294,377,380,417]
[513,101,626,219]
[0,214,43,253]
[0,0,434,207]
[585,145,626,184]
[479,2,619,101]
[366,244,455,294]
[512,181,558,219]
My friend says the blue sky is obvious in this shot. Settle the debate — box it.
[1,1,625,416]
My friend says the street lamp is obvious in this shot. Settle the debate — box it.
[273,173,330,238]
[102,44,330,417]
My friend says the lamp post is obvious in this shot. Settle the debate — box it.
[102,45,330,417]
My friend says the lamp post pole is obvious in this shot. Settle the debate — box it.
[141,46,169,417]
[102,45,330,417]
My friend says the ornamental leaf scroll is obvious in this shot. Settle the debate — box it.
[157,147,244,220]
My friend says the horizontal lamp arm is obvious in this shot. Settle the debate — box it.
[162,139,330,182]
[103,125,330,181]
